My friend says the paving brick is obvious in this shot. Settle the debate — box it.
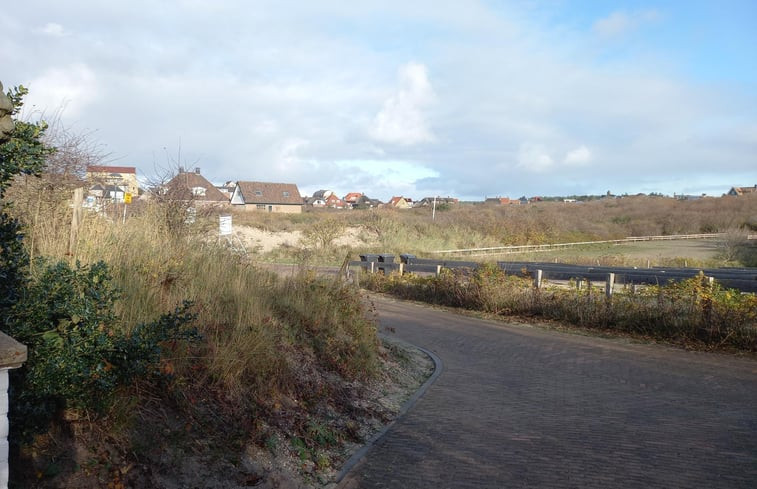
[338,297,757,488]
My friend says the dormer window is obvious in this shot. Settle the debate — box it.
[191,187,206,197]
[282,191,290,197]
[255,190,263,196]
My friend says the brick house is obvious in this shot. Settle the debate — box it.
[231,181,303,213]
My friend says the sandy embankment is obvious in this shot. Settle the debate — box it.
[232,225,375,253]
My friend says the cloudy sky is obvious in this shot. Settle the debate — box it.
[3,0,756,200]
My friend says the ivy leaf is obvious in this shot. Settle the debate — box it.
[41,330,63,349]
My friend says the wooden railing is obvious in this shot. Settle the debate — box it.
[431,233,724,256]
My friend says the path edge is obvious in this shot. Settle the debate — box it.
[333,333,443,484]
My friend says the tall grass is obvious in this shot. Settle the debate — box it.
[25,202,379,401]
[363,266,757,351]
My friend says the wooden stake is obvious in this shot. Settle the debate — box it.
[68,187,84,257]
[605,273,615,299]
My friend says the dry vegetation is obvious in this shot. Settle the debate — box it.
[362,265,757,352]
[5,189,426,487]
[228,194,757,267]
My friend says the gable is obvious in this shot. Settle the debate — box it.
[167,172,228,202]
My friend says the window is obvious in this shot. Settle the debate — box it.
[255,190,263,196]
[282,191,290,197]
[256,204,266,210]
[191,187,206,197]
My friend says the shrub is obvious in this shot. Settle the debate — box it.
[6,259,199,441]
[363,269,757,351]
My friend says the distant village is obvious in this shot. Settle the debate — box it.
[84,164,757,214]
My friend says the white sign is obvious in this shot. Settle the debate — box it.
[219,215,233,236]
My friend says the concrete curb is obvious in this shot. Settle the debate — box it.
[333,333,443,485]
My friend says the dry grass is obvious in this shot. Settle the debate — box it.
[363,265,757,352]
[19,200,379,401]
[224,194,757,267]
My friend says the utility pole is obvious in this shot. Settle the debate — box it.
[432,196,437,221]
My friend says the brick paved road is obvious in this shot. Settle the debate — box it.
[339,296,757,488]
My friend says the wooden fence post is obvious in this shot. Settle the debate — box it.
[399,263,404,275]
[605,273,615,299]
[68,187,84,257]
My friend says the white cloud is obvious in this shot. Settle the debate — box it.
[1,2,753,200]
[26,64,99,117]
[36,22,67,37]
[517,142,553,172]
[564,145,592,166]
[593,10,660,38]
[369,62,436,146]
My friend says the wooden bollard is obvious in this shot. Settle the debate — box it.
[605,273,615,299]
[399,263,404,275]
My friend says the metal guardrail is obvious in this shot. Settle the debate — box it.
[431,233,725,256]
[350,254,757,293]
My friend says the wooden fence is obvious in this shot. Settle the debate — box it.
[430,233,724,257]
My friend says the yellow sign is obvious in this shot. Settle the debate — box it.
[124,192,132,204]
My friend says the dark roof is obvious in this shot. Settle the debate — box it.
[167,172,229,202]
[236,181,303,205]
[86,165,136,174]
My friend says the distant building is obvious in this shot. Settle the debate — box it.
[86,165,139,196]
[388,196,413,209]
[484,197,515,205]
[343,192,364,205]
[231,181,303,213]
[727,185,757,196]
[416,197,459,207]
[164,168,230,204]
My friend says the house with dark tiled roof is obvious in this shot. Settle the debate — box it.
[414,197,459,208]
[727,185,757,196]
[231,181,303,213]
[164,168,230,204]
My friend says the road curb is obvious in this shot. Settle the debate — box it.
[333,333,443,485]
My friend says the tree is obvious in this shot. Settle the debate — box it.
[0,84,54,315]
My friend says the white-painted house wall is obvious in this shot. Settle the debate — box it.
[0,332,27,489]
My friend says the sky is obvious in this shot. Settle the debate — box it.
[2,0,756,201]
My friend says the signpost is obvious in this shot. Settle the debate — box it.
[219,215,232,236]
[122,192,132,224]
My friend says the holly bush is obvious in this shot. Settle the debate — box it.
[6,259,200,440]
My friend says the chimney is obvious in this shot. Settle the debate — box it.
[195,167,201,174]
[178,166,184,173]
